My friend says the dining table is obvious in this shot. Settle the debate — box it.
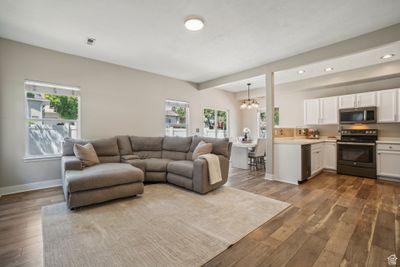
[230,141,257,169]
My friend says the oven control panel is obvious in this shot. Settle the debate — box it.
[340,129,377,136]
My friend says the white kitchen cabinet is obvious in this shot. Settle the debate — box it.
[323,142,337,170]
[377,89,398,122]
[338,94,356,109]
[377,144,400,180]
[320,97,338,124]
[304,99,320,125]
[398,89,400,122]
[356,92,376,107]
[311,144,323,176]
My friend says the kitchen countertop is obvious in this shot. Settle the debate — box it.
[274,138,337,145]
[376,139,400,144]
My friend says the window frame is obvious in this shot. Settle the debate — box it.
[24,80,81,160]
[164,99,190,137]
[257,107,279,138]
[202,107,230,138]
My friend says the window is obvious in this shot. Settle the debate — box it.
[258,108,279,138]
[165,100,189,137]
[25,80,80,158]
[203,108,229,138]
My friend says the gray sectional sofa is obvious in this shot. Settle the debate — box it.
[61,135,232,209]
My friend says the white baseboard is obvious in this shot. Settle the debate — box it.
[264,173,299,185]
[377,176,400,183]
[0,179,62,196]
[265,173,274,180]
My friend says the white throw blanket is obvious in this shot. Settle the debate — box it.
[198,154,222,185]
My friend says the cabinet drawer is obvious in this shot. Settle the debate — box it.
[377,144,400,151]
[311,143,323,151]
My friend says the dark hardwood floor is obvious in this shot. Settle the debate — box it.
[0,169,399,267]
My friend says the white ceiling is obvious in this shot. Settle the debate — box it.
[217,41,400,92]
[1,0,400,83]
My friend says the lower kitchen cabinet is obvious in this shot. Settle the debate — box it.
[324,142,337,170]
[377,143,400,180]
[311,144,324,176]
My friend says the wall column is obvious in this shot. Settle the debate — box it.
[265,71,274,179]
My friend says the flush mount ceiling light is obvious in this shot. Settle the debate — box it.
[381,53,395,59]
[184,16,204,31]
[297,70,306,74]
[324,67,334,72]
[240,83,259,110]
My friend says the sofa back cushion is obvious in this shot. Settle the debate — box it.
[187,136,231,159]
[130,136,163,159]
[63,137,120,163]
[162,136,192,160]
[116,135,133,155]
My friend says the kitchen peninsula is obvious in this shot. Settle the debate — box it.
[272,138,337,184]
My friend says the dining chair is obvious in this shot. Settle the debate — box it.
[248,138,266,170]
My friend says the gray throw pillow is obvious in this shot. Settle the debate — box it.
[192,141,213,160]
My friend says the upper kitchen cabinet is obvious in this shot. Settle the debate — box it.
[338,94,356,109]
[377,89,398,122]
[398,89,400,122]
[304,99,320,125]
[356,92,376,107]
[338,92,376,109]
[320,97,338,124]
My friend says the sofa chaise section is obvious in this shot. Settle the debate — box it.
[62,137,144,209]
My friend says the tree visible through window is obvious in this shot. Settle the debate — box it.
[165,100,189,137]
[258,108,279,138]
[25,81,80,158]
[203,108,229,138]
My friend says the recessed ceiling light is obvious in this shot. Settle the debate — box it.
[297,70,305,74]
[324,67,334,72]
[184,16,204,31]
[86,37,96,46]
[381,53,395,59]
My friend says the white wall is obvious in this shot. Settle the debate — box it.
[0,38,241,188]
[238,98,265,137]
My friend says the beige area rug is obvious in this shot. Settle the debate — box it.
[42,184,290,267]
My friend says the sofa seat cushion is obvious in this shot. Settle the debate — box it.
[65,163,144,193]
[167,160,193,178]
[124,159,146,172]
[142,158,172,172]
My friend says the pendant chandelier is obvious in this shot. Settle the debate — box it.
[240,83,259,109]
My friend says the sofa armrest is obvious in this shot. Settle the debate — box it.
[62,156,82,172]
[192,156,229,194]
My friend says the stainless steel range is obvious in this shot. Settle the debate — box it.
[337,129,377,178]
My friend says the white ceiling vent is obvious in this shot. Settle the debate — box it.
[86,37,96,46]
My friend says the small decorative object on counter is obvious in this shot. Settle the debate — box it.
[314,130,320,139]
[242,128,252,143]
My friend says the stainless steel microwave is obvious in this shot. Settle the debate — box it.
[339,107,377,124]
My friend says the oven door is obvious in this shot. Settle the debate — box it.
[337,142,376,168]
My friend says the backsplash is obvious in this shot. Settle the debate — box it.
[273,128,294,137]
[317,124,400,138]
[274,127,308,138]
